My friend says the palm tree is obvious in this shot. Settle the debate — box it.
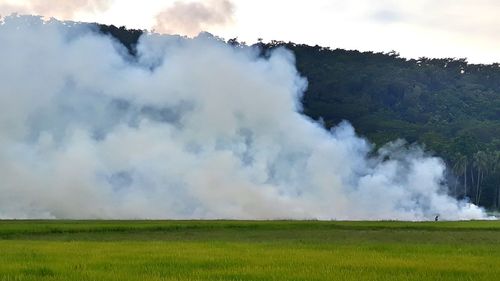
[490,151,500,209]
[452,153,468,198]
[473,151,489,205]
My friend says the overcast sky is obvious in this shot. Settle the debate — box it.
[1,0,499,64]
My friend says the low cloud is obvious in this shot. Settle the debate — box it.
[370,9,405,24]
[0,0,113,19]
[367,0,500,35]
[154,0,234,36]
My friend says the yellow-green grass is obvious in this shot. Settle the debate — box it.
[0,220,499,280]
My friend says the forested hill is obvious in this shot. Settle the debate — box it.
[98,25,500,210]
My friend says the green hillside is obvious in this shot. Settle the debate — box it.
[273,42,500,209]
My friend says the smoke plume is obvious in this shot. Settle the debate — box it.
[154,0,234,36]
[0,15,487,220]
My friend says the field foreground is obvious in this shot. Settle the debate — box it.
[0,220,499,280]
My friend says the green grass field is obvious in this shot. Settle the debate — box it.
[0,220,499,281]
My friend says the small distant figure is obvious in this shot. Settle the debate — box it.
[435,215,439,222]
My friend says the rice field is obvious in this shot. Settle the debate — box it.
[0,220,499,280]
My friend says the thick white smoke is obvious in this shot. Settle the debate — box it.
[0,15,487,220]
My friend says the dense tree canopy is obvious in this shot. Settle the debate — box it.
[275,42,500,210]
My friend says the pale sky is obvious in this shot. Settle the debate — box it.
[1,0,500,64]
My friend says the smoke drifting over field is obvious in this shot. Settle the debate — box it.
[0,15,487,220]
